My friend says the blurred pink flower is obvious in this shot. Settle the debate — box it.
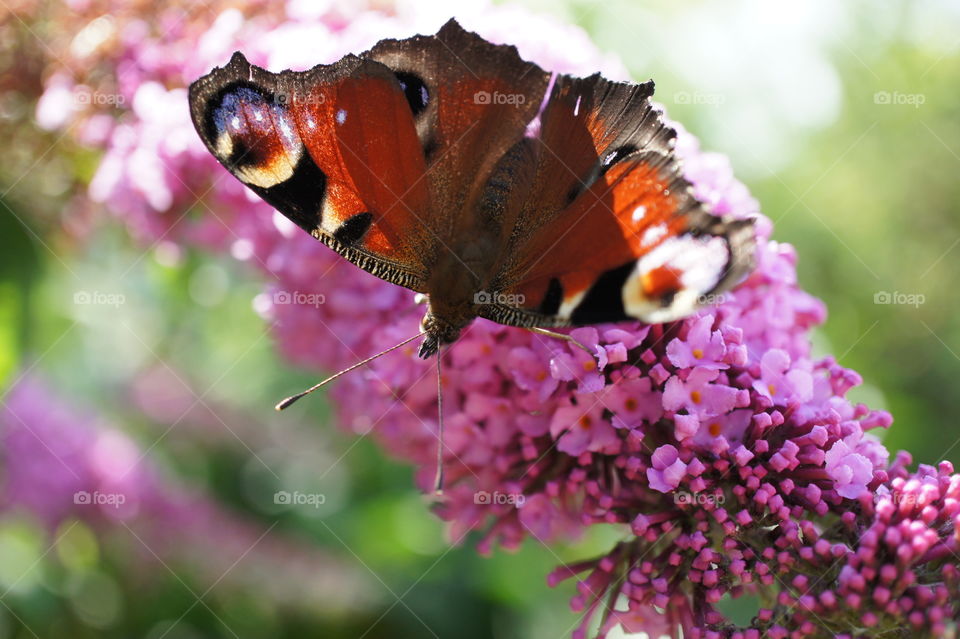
[0,375,371,613]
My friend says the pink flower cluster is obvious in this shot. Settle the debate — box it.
[37,1,960,636]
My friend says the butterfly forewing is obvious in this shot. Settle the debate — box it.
[188,51,433,290]
[365,20,551,234]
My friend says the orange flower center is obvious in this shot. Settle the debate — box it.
[691,390,702,404]
[692,348,704,359]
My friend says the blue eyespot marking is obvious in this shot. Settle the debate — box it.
[209,85,303,188]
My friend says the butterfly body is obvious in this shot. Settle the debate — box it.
[188,19,756,359]
[418,250,487,357]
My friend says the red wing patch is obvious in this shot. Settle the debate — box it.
[289,66,431,259]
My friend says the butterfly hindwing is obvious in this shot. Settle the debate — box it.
[479,74,755,327]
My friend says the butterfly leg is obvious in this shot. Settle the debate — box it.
[433,345,445,494]
[526,327,596,358]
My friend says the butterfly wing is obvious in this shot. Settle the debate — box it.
[189,51,433,290]
[189,22,754,332]
[479,73,755,327]
[364,19,550,236]
[189,20,552,293]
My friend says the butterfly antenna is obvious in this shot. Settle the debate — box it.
[275,331,426,411]
[433,345,445,495]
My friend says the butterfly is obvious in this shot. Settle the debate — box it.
[188,18,755,366]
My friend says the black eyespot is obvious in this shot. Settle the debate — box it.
[333,212,373,246]
[570,261,635,324]
[539,278,563,316]
[257,154,327,232]
[423,136,439,162]
[659,288,678,308]
[566,144,640,204]
[600,144,637,174]
[394,71,430,117]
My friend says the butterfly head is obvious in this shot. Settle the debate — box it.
[418,309,470,359]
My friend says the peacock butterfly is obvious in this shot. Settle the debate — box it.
[188,18,755,363]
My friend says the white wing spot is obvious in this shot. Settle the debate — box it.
[336,109,347,125]
[622,235,731,323]
[631,206,647,223]
[641,223,668,248]
[214,132,233,160]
